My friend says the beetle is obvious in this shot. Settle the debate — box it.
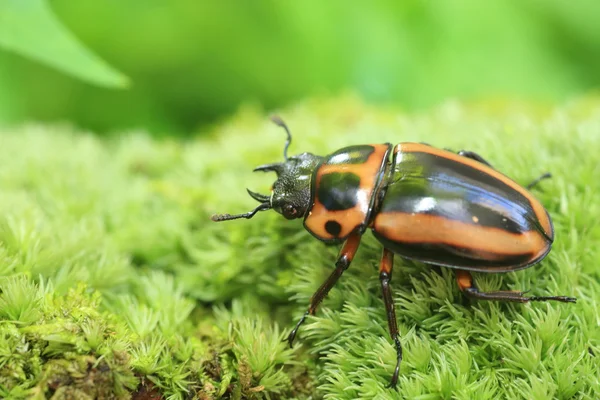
[211,116,576,389]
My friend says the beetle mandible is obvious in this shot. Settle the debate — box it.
[211,116,577,389]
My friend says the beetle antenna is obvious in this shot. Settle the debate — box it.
[270,115,292,161]
[211,202,271,222]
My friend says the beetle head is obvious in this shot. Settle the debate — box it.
[211,117,323,222]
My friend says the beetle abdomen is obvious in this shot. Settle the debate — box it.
[372,143,553,272]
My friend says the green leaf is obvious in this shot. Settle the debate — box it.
[0,0,129,88]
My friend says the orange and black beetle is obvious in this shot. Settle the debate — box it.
[212,117,576,388]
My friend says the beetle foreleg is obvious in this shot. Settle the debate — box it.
[286,232,362,347]
[457,150,493,167]
[455,270,576,303]
[379,248,402,389]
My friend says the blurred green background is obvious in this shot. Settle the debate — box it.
[1,0,599,135]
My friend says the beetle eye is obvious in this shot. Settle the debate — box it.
[282,204,298,219]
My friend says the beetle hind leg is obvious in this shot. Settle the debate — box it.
[379,248,402,389]
[456,270,576,303]
[457,150,552,190]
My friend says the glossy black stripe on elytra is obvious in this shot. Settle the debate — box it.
[372,231,538,272]
[325,145,375,165]
[380,175,527,234]
[318,172,361,211]
[383,151,540,232]
[405,151,535,213]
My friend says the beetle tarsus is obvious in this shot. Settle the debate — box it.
[463,287,577,303]
[528,295,577,303]
[287,311,309,347]
[386,336,402,390]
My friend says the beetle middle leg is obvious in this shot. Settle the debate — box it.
[525,172,552,190]
[379,248,402,389]
[457,150,552,190]
[287,232,362,347]
[455,270,576,303]
[457,150,493,167]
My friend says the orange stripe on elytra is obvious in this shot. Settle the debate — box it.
[395,143,553,237]
[373,212,549,257]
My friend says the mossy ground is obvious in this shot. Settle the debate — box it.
[0,95,598,399]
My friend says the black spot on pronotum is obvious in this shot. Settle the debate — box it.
[325,220,342,237]
[318,172,361,211]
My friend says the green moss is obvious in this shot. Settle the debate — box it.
[0,95,599,398]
